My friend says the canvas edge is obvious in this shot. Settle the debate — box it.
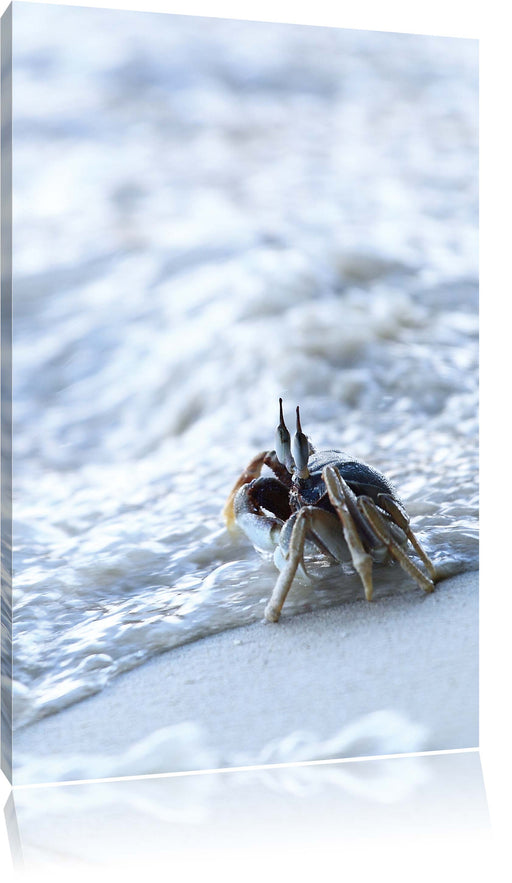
[1,1,13,787]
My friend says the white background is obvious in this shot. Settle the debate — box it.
[0,1,508,880]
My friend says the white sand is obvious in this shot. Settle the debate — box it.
[14,571,478,783]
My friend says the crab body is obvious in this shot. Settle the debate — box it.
[224,401,437,622]
[291,450,395,509]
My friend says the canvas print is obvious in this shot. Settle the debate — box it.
[1,2,478,785]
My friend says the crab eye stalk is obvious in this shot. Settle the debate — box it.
[292,405,310,479]
[275,398,294,472]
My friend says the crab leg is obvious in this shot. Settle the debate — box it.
[377,493,437,582]
[265,508,309,622]
[358,497,435,594]
[323,465,374,602]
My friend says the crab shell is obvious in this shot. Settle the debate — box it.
[291,449,397,509]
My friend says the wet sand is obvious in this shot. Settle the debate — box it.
[14,570,478,784]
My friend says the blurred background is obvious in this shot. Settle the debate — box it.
[11,5,478,730]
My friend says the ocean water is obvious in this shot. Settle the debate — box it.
[11,6,478,729]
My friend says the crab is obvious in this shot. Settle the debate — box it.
[223,399,437,622]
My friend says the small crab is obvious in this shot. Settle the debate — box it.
[224,399,437,622]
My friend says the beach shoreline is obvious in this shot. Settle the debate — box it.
[14,570,478,784]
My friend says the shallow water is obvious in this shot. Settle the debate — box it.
[11,6,478,728]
